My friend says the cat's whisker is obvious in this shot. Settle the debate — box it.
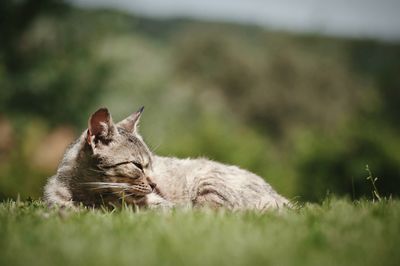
[80,182,132,190]
[150,142,162,153]
[119,193,135,200]
[87,168,104,174]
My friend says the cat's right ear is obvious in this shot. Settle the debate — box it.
[116,106,144,134]
[87,108,116,145]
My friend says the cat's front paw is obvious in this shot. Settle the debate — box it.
[146,193,174,210]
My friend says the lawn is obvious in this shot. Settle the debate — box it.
[0,199,399,266]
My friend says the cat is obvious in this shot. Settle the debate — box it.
[44,107,289,211]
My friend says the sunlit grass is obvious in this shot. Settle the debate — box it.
[0,198,399,266]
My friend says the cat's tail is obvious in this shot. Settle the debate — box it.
[255,194,292,212]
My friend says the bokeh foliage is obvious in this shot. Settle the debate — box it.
[0,0,399,201]
[0,0,109,126]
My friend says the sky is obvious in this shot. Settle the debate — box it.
[70,0,400,41]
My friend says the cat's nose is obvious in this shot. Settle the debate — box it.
[149,181,157,190]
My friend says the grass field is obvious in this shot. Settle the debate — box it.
[0,199,399,266]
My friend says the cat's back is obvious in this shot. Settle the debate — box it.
[154,155,268,186]
[152,156,289,210]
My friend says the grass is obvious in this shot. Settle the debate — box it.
[0,199,399,266]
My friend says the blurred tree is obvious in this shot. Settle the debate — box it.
[348,41,400,130]
[0,0,66,71]
[0,0,109,126]
[296,124,400,201]
[174,31,367,138]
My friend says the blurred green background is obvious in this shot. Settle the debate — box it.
[0,0,399,202]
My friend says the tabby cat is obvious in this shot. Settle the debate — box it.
[44,107,289,211]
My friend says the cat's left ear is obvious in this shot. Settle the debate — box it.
[117,106,144,133]
[87,108,117,146]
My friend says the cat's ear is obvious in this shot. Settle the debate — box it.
[116,106,144,133]
[87,108,116,145]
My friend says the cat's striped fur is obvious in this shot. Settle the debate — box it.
[44,107,289,211]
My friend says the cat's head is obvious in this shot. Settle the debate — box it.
[81,107,155,199]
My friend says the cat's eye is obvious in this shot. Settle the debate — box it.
[132,161,143,171]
